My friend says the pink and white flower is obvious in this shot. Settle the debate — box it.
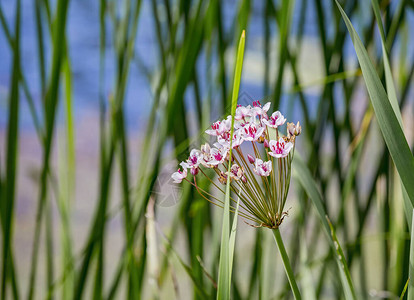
[262,111,286,128]
[205,116,232,136]
[205,145,228,167]
[235,105,252,121]
[268,138,293,158]
[200,143,213,167]
[171,163,188,183]
[201,143,211,155]
[182,149,204,175]
[171,101,302,228]
[251,101,271,117]
[172,101,301,229]
[226,164,244,181]
[217,130,244,149]
[240,122,265,142]
[253,159,272,177]
[183,149,203,168]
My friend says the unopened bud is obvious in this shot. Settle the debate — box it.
[287,122,295,138]
[287,121,301,138]
[264,139,270,148]
[247,154,255,164]
[295,121,301,136]
[191,167,199,176]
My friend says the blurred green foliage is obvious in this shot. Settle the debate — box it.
[1,0,414,299]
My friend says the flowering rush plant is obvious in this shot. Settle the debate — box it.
[172,101,301,229]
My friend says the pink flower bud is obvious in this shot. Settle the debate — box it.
[191,167,199,176]
[241,175,247,183]
[247,154,255,164]
[264,139,269,148]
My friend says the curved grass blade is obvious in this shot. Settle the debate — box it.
[217,30,245,300]
[0,4,43,138]
[402,277,410,300]
[292,154,357,300]
[370,0,413,227]
[157,219,210,300]
[335,1,414,216]
[299,231,316,300]
[408,209,414,300]
[273,0,295,108]
[326,216,355,300]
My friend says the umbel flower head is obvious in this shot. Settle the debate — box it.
[172,101,301,229]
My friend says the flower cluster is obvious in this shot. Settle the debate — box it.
[172,101,301,229]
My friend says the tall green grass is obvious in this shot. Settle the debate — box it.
[1,0,414,299]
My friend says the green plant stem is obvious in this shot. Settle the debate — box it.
[272,229,302,300]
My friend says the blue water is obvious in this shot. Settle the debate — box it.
[0,0,413,131]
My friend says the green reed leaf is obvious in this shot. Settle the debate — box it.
[293,154,356,300]
[326,216,356,300]
[335,0,414,214]
[370,0,413,227]
[2,1,21,298]
[402,277,410,300]
[160,229,210,300]
[408,209,414,300]
[229,188,241,273]
[217,30,245,300]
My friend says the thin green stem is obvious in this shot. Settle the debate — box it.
[272,228,302,300]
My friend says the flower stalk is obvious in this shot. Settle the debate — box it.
[272,228,302,300]
[172,102,302,297]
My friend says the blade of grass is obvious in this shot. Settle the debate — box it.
[335,0,414,215]
[229,189,241,273]
[215,1,228,113]
[27,0,70,296]
[408,209,414,300]
[45,199,55,297]
[116,104,140,298]
[0,4,43,138]
[326,216,356,299]
[299,232,316,300]
[370,2,410,293]
[166,0,203,153]
[74,1,142,297]
[247,230,263,298]
[158,226,210,300]
[370,0,413,227]
[216,30,245,300]
[402,277,410,300]
[188,197,208,299]
[272,0,295,109]
[35,0,47,95]
[58,46,75,300]
[292,154,357,300]
[1,0,21,298]
[57,135,75,300]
